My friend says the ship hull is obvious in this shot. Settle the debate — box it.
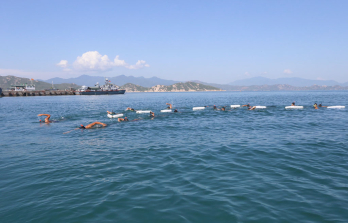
[75,90,126,95]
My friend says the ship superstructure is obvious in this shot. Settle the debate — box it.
[75,78,125,95]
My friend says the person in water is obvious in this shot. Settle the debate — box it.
[174,109,178,112]
[118,117,129,122]
[314,104,318,109]
[291,102,296,106]
[63,122,107,134]
[213,105,217,110]
[126,107,135,111]
[79,122,107,129]
[150,111,155,117]
[107,111,115,114]
[242,104,250,107]
[221,107,226,111]
[313,103,318,109]
[248,106,257,110]
[319,104,328,107]
[38,114,52,123]
[166,103,172,109]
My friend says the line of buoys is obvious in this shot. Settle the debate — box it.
[109,104,346,118]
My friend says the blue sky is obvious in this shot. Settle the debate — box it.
[0,0,347,84]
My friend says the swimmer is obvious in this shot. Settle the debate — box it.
[174,109,178,112]
[221,107,226,111]
[126,107,136,111]
[213,105,217,110]
[107,111,115,114]
[80,122,107,129]
[248,106,257,110]
[291,102,295,106]
[319,104,328,108]
[63,122,107,134]
[118,117,129,122]
[166,103,172,109]
[150,111,155,117]
[242,103,250,107]
[313,103,318,109]
[38,114,52,123]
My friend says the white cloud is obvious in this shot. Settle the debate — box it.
[127,60,150,69]
[58,51,150,72]
[57,60,68,68]
[113,55,127,67]
[283,69,292,74]
[244,72,251,76]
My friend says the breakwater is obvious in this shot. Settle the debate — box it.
[1,90,76,97]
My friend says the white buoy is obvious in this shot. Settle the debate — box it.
[254,106,266,109]
[285,106,304,109]
[193,107,205,110]
[136,110,152,114]
[160,109,172,112]
[107,113,123,118]
[230,105,241,108]
[327,106,345,109]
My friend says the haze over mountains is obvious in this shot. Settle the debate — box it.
[43,75,178,88]
[229,76,347,87]
[42,75,348,89]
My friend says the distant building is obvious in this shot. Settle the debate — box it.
[10,84,35,91]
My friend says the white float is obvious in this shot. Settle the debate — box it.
[254,106,266,109]
[161,109,172,112]
[136,110,152,114]
[193,107,205,110]
[327,106,345,109]
[107,113,123,118]
[230,105,241,108]
[285,106,304,109]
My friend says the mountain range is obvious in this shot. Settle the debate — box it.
[42,75,179,88]
[228,76,348,87]
[41,75,348,89]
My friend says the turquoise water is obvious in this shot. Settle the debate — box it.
[1,91,347,222]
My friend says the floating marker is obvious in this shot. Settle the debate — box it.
[285,106,304,109]
[107,113,123,118]
[136,110,152,114]
[193,107,205,110]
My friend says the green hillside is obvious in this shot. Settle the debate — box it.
[120,81,222,92]
[0,75,80,90]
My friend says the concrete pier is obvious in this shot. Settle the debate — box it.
[1,90,76,97]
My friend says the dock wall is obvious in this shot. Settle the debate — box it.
[1,90,76,97]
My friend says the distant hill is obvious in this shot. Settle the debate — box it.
[120,82,222,92]
[229,76,342,87]
[0,75,80,90]
[43,74,179,88]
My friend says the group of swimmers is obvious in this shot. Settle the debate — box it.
[38,102,331,132]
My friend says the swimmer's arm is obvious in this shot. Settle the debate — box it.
[63,128,79,134]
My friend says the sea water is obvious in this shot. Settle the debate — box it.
[0,91,347,222]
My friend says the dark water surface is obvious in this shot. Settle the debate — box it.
[1,91,348,222]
